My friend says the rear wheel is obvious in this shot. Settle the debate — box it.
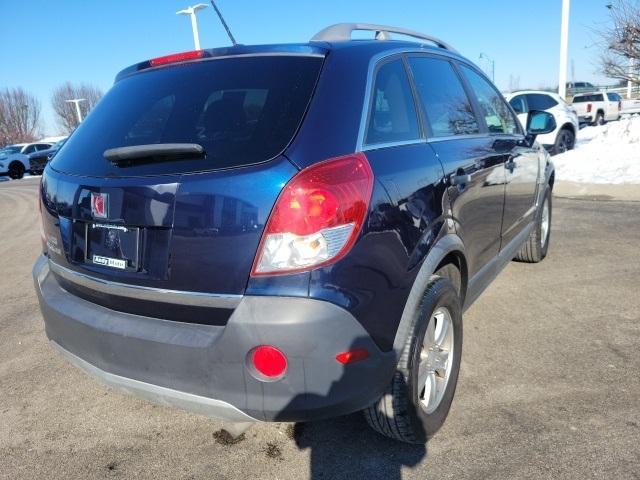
[514,187,551,263]
[553,128,575,155]
[364,276,462,443]
[8,162,25,180]
[594,112,605,126]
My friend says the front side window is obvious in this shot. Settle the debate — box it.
[408,56,479,137]
[365,59,420,145]
[460,65,519,135]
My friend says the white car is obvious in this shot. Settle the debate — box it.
[571,91,621,125]
[505,91,580,155]
[0,142,53,179]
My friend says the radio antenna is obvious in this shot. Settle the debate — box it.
[210,0,237,46]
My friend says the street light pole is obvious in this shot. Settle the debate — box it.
[65,98,86,124]
[176,4,208,50]
[479,53,495,82]
[558,0,571,99]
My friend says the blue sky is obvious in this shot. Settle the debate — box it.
[1,0,614,135]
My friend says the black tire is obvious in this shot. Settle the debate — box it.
[552,128,575,155]
[594,112,605,126]
[8,162,25,180]
[364,276,462,444]
[514,187,552,263]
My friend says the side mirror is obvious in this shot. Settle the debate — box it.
[526,110,556,136]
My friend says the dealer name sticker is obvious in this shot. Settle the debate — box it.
[92,255,126,270]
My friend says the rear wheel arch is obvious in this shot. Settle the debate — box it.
[560,122,575,135]
[392,234,466,356]
[434,251,467,304]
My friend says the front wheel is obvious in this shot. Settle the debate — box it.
[514,187,552,263]
[364,277,462,443]
[8,162,25,180]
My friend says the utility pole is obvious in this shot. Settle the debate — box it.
[65,98,86,124]
[558,0,570,99]
[176,4,208,50]
[479,52,495,83]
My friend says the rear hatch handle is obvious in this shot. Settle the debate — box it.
[104,143,205,165]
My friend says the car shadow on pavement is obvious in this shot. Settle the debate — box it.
[292,413,426,479]
[284,337,427,479]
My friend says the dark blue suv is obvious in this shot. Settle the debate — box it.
[33,24,555,443]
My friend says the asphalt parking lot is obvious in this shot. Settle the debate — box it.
[0,177,638,480]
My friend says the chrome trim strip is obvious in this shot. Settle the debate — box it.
[51,341,257,423]
[48,260,242,309]
[362,138,426,151]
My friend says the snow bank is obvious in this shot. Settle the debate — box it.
[553,116,640,184]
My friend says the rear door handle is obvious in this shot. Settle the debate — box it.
[450,174,471,186]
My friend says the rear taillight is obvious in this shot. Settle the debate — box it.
[38,179,45,243]
[149,50,204,67]
[251,153,374,276]
[619,100,622,111]
[587,103,592,113]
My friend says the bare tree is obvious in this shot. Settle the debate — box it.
[0,87,42,145]
[51,82,103,133]
[599,0,640,84]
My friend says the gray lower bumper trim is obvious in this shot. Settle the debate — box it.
[51,340,257,424]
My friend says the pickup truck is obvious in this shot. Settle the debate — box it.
[571,91,621,125]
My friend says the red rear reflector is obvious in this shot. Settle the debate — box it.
[250,346,288,379]
[587,103,592,113]
[251,153,374,276]
[336,348,369,364]
[149,50,204,67]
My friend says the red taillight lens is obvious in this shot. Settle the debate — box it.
[250,346,288,379]
[587,103,592,113]
[149,50,204,67]
[336,348,369,364]
[619,100,622,110]
[251,153,374,276]
[38,179,45,242]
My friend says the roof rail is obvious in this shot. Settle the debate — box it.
[311,23,458,53]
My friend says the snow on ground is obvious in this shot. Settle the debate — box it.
[554,115,640,184]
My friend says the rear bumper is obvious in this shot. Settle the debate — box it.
[33,255,395,422]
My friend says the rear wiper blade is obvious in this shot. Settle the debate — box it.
[104,143,205,164]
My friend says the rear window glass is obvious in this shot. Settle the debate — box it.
[573,94,603,103]
[51,55,323,177]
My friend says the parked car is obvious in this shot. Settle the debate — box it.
[28,138,68,175]
[0,142,53,178]
[571,91,621,125]
[566,81,595,94]
[33,23,556,444]
[506,90,579,155]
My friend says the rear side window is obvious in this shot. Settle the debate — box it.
[365,59,420,145]
[526,93,558,111]
[51,56,323,177]
[408,56,479,137]
[460,65,519,135]
[509,95,527,114]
